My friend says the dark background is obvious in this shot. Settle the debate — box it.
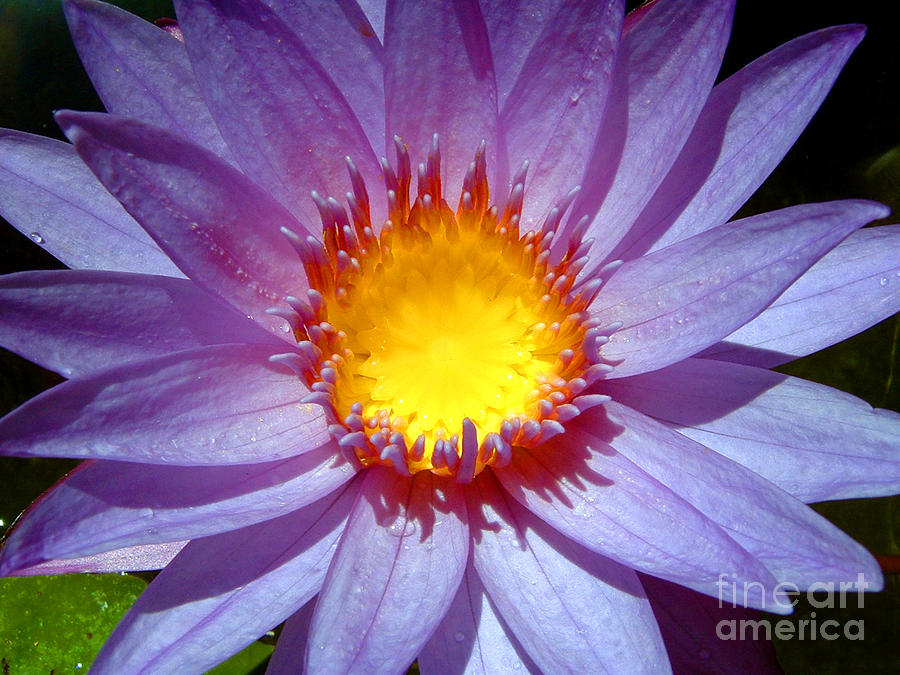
[0,1,897,673]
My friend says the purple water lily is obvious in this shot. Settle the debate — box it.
[0,0,898,672]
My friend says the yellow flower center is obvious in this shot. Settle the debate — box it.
[276,138,615,480]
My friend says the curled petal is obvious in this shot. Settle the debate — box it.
[603,358,900,503]
[703,225,900,367]
[8,541,187,577]
[0,270,281,378]
[0,443,354,575]
[593,200,888,378]
[0,344,327,465]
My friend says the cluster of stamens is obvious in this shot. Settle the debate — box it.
[268,136,621,481]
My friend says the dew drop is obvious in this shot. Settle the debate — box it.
[453,632,465,643]
[879,277,888,287]
[29,232,44,244]
[396,519,417,538]
[387,517,406,537]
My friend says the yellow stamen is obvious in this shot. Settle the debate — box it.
[284,138,612,479]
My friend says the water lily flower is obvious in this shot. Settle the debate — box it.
[0,0,898,672]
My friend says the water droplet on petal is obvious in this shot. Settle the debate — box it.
[879,277,888,287]
[29,232,44,244]
[454,632,465,643]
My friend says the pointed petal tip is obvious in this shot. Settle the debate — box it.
[810,198,890,225]
[54,109,113,146]
[61,0,90,14]
[832,22,867,43]
[854,198,891,221]
[53,109,87,143]
[62,0,112,21]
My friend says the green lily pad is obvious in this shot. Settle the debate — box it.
[0,574,274,673]
[0,574,145,674]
